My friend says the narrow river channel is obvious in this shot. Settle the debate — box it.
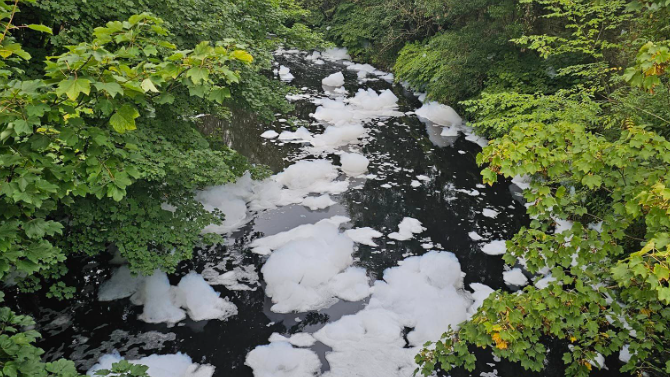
[11,49,626,377]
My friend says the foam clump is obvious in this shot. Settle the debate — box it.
[252,216,370,312]
[468,283,494,317]
[346,63,376,74]
[369,251,469,345]
[250,216,350,255]
[134,271,186,324]
[275,160,349,196]
[415,102,462,127]
[348,89,398,112]
[314,309,416,377]
[482,208,500,218]
[328,266,371,302]
[278,127,312,142]
[468,231,484,241]
[301,194,337,210]
[174,272,238,321]
[245,341,321,377]
[98,265,145,301]
[197,161,349,234]
[269,332,317,347]
[314,251,471,377]
[88,352,215,377]
[260,130,279,139]
[344,227,383,246]
[503,268,529,287]
[321,47,351,61]
[278,65,294,82]
[339,152,369,176]
[306,51,325,64]
[202,264,259,291]
[196,174,256,233]
[388,217,425,241]
[312,89,402,127]
[481,240,506,255]
[99,268,237,325]
[322,71,345,87]
[310,124,366,150]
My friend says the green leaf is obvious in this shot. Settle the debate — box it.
[231,49,253,63]
[94,82,124,98]
[56,78,91,101]
[26,24,53,34]
[109,104,140,133]
[208,87,231,104]
[186,67,209,84]
[581,175,602,189]
[140,78,159,93]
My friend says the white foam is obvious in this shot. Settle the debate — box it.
[619,345,631,363]
[468,231,484,241]
[321,48,351,61]
[88,352,214,377]
[388,217,425,241]
[202,264,259,291]
[468,283,494,317]
[98,266,145,301]
[246,342,321,377]
[339,152,369,176]
[174,272,238,321]
[511,175,531,190]
[310,124,367,150]
[322,71,345,87]
[314,309,416,377]
[534,274,556,289]
[275,160,349,196]
[100,269,237,324]
[344,227,383,246]
[250,216,350,255]
[415,102,462,127]
[503,268,528,287]
[278,126,312,142]
[481,240,506,255]
[482,208,499,218]
[346,63,376,74]
[261,130,279,139]
[301,194,336,210]
[255,216,371,312]
[268,332,316,347]
[278,65,294,82]
[312,89,402,126]
[134,271,186,324]
[314,252,471,377]
[197,161,349,234]
[328,266,371,302]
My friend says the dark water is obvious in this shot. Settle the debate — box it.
[8,52,628,377]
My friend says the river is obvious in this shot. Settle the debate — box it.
[10,49,626,377]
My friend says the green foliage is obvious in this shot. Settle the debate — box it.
[0,5,259,288]
[394,20,530,106]
[409,0,670,375]
[16,0,323,120]
[93,360,148,377]
[0,292,81,377]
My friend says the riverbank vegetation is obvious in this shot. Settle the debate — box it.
[3,0,670,376]
[0,0,320,375]
[302,0,670,376]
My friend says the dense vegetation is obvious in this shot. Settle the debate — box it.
[0,0,320,375]
[3,0,670,376]
[301,0,670,376]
